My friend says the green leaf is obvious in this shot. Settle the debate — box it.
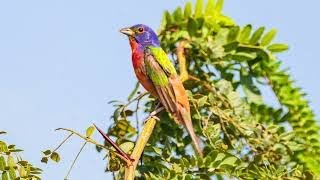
[223,41,239,52]
[109,119,136,138]
[0,156,6,171]
[152,147,162,155]
[0,131,6,135]
[232,52,257,61]
[187,17,198,36]
[160,11,167,30]
[8,167,16,180]
[164,11,172,26]
[108,158,120,172]
[227,92,243,111]
[214,0,224,16]
[112,106,122,121]
[206,150,218,161]
[227,26,240,42]
[50,152,60,163]
[19,167,27,177]
[42,150,51,156]
[267,43,289,52]
[184,1,192,18]
[194,0,203,17]
[86,126,95,137]
[241,72,263,104]
[238,24,252,43]
[2,171,9,180]
[215,28,229,45]
[17,161,28,166]
[279,132,295,141]
[261,29,277,46]
[250,26,265,44]
[7,155,15,167]
[219,156,238,167]
[197,96,208,107]
[7,145,15,149]
[173,7,183,21]
[217,14,234,26]
[0,141,8,153]
[123,109,134,117]
[10,149,23,152]
[41,157,48,164]
[205,0,215,16]
[119,142,134,153]
[127,82,140,101]
[267,124,279,133]
[171,30,190,41]
[214,153,226,162]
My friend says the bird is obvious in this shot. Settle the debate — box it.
[120,24,203,156]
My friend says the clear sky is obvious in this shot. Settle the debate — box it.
[0,0,319,179]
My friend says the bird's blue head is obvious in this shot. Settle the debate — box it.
[120,24,160,47]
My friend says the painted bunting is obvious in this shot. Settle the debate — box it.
[120,24,203,156]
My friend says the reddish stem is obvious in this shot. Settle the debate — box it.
[93,124,134,162]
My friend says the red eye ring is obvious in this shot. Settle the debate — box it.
[138,27,144,32]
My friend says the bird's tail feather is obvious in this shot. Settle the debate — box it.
[177,105,203,157]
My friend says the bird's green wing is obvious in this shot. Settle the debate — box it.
[144,46,178,117]
[146,46,177,77]
[144,46,202,155]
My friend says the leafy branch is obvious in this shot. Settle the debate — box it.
[41,0,319,179]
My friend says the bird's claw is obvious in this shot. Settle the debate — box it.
[151,115,160,122]
[143,106,164,124]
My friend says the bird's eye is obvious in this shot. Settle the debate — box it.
[138,27,144,33]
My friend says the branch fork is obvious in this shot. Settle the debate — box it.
[95,112,161,180]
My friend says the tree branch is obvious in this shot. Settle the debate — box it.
[124,117,157,180]
[177,41,189,82]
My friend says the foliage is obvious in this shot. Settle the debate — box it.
[103,0,320,179]
[0,131,42,180]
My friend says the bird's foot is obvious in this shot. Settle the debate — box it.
[143,106,165,124]
[143,115,160,124]
[154,101,161,109]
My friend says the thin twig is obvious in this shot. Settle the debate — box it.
[188,75,217,93]
[55,128,131,165]
[218,116,233,148]
[52,133,73,152]
[55,128,100,146]
[64,141,87,180]
[188,75,233,109]
[120,92,149,120]
[123,92,148,109]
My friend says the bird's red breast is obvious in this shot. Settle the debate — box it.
[129,38,158,97]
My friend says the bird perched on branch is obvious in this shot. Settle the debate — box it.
[120,24,203,156]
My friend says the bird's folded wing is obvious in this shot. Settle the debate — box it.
[144,48,185,124]
[145,46,177,76]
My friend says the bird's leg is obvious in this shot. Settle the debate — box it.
[153,100,161,109]
[144,106,165,123]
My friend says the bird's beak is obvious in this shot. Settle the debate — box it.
[120,27,134,36]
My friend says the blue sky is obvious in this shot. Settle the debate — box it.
[0,0,319,179]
